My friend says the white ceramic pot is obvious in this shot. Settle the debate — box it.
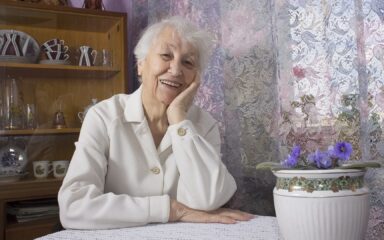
[273,169,369,240]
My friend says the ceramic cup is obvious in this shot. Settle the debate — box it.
[45,50,69,61]
[52,160,69,179]
[33,160,52,179]
[42,43,69,53]
[78,45,97,66]
[42,38,65,48]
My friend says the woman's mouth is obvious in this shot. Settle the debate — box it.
[159,79,182,88]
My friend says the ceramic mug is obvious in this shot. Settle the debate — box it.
[42,43,69,53]
[45,50,69,61]
[42,38,65,48]
[52,160,70,179]
[33,160,52,179]
[78,45,97,66]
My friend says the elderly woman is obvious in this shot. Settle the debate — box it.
[58,16,253,229]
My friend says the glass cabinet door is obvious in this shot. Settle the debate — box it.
[0,2,128,239]
[0,1,127,180]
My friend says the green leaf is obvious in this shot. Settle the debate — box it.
[338,161,382,169]
[256,162,281,170]
[295,165,318,170]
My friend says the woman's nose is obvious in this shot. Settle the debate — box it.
[169,60,182,76]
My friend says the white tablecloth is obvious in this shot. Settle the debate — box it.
[36,215,281,240]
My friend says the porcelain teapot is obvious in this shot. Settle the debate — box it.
[78,98,98,123]
[0,32,30,56]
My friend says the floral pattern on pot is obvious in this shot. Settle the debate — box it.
[276,175,365,193]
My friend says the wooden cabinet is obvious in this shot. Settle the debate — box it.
[0,1,128,239]
[0,178,62,240]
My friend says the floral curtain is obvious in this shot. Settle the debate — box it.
[276,2,384,238]
[131,0,384,239]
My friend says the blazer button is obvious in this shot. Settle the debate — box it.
[177,127,187,136]
[151,167,160,174]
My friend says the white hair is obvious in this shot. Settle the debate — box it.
[134,16,213,72]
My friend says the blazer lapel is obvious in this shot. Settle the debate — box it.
[123,86,160,163]
[158,131,171,154]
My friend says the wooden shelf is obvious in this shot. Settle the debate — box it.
[0,128,80,136]
[6,215,59,229]
[0,178,63,200]
[0,62,120,78]
[0,1,125,32]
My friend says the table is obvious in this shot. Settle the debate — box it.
[36,215,281,240]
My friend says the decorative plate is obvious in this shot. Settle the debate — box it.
[0,29,40,63]
[0,55,31,63]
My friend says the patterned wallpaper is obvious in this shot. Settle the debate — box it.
[71,0,384,239]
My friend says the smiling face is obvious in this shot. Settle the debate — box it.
[138,26,199,106]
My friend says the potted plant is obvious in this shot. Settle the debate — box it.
[256,142,381,240]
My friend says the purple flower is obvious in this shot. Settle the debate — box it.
[307,152,316,165]
[278,141,353,170]
[281,154,298,168]
[281,145,301,168]
[332,142,353,161]
[291,145,301,158]
[307,150,332,169]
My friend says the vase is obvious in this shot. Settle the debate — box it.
[272,169,369,240]
[3,77,24,130]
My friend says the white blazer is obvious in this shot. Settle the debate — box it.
[58,87,237,229]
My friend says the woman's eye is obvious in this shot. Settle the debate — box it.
[160,54,172,60]
[183,60,194,67]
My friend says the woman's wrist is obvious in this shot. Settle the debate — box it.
[169,199,188,222]
[167,109,186,125]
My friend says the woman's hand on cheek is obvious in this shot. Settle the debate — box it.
[166,73,200,125]
[169,199,255,224]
